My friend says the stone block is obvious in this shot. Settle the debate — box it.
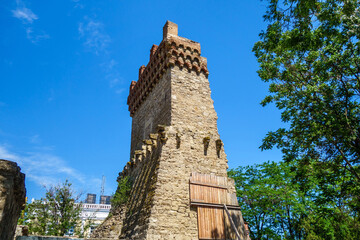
[0,159,26,240]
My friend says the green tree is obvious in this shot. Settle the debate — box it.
[229,161,308,240]
[19,198,51,235]
[253,0,360,180]
[229,161,360,240]
[19,180,82,236]
[295,160,360,239]
[253,1,360,237]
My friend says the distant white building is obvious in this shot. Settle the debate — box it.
[75,203,111,237]
[80,203,111,220]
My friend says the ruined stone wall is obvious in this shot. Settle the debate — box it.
[120,67,237,239]
[143,67,232,239]
[130,69,171,157]
[94,21,246,240]
[120,129,165,239]
[0,159,26,240]
[120,124,239,239]
[170,66,228,174]
[89,204,126,239]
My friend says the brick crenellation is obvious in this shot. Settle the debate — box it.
[127,22,209,117]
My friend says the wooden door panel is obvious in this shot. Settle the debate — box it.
[190,172,228,205]
[190,172,242,240]
[198,206,225,240]
[224,209,244,240]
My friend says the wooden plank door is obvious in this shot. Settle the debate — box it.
[197,206,225,239]
[190,172,229,240]
[190,172,228,204]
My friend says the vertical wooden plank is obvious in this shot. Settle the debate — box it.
[199,206,204,239]
[197,206,201,239]
[190,173,230,204]
[197,204,228,239]
[191,173,240,239]
[215,207,225,239]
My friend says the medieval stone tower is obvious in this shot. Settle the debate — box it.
[92,21,248,240]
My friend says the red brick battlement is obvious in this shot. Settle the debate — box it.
[127,21,209,116]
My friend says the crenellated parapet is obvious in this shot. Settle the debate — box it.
[127,21,209,116]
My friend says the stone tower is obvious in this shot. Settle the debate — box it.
[92,21,248,240]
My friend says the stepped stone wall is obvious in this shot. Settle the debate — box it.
[0,159,26,240]
[89,204,126,239]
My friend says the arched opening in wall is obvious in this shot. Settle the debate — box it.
[216,140,222,158]
[203,137,210,156]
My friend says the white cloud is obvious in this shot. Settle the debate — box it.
[26,27,50,44]
[115,88,125,94]
[0,145,86,187]
[109,78,119,88]
[72,0,84,9]
[26,174,57,187]
[101,59,126,94]
[12,1,49,44]
[30,134,40,144]
[0,145,20,161]
[12,3,38,24]
[108,59,117,70]
[77,18,125,95]
[78,17,111,54]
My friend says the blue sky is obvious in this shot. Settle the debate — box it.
[0,0,283,201]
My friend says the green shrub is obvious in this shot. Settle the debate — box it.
[111,176,132,207]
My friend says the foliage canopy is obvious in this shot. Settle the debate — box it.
[19,180,82,236]
[229,161,360,240]
[253,0,360,180]
[250,0,360,238]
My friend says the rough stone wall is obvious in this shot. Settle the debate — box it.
[90,204,126,239]
[121,64,230,239]
[0,159,26,240]
[130,69,171,157]
[16,237,84,240]
[120,129,165,239]
[120,124,241,239]
[143,67,232,239]
[95,21,246,240]
[119,68,242,240]
[170,66,228,174]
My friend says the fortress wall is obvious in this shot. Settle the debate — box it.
[92,21,246,240]
[144,67,231,239]
[120,130,164,239]
[130,69,172,158]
